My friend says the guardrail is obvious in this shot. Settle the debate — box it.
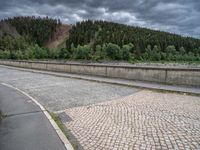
[0,60,200,87]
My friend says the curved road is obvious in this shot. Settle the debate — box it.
[0,84,67,150]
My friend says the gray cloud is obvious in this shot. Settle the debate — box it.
[0,0,199,38]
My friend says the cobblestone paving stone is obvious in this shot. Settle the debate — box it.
[64,90,200,150]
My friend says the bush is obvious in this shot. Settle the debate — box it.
[0,50,10,59]
[73,45,92,59]
[166,45,177,54]
[179,47,186,55]
[105,43,122,60]
[122,44,132,60]
[33,45,48,59]
[92,45,102,61]
[59,48,71,59]
[24,46,35,59]
[11,51,23,59]
[143,45,161,61]
[48,48,60,59]
[166,45,178,61]
[23,44,48,59]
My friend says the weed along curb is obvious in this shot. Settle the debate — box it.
[1,83,74,150]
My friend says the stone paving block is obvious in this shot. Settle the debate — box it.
[64,90,200,150]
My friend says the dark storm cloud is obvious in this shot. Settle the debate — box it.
[0,0,199,38]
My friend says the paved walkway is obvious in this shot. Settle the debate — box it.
[0,84,67,150]
[64,90,200,150]
[0,65,199,95]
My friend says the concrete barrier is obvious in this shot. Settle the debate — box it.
[0,60,199,87]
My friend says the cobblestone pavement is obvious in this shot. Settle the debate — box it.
[0,66,138,111]
[64,90,200,150]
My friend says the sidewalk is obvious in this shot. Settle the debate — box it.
[0,65,199,95]
[0,84,70,150]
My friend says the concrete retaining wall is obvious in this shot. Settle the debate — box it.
[0,60,200,87]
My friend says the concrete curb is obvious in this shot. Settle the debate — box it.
[0,65,200,95]
[1,83,74,150]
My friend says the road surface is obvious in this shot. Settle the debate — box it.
[0,66,139,112]
[0,84,67,150]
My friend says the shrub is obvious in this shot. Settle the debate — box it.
[166,45,177,55]
[144,45,161,61]
[24,46,35,59]
[93,45,102,61]
[59,48,71,59]
[73,45,92,59]
[31,44,48,59]
[122,44,132,60]
[12,50,23,59]
[23,44,48,59]
[48,48,60,59]
[179,47,186,55]
[0,50,10,59]
[105,43,122,60]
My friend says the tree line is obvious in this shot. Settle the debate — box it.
[66,20,200,54]
[1,42,200,62]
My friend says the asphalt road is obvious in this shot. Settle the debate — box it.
[0,66,138,112]
[0,84,67,150]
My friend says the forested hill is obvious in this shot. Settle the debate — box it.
[0,22,20,39]
[3,16,62,46]
[66,20,200,52]
[0,17,200,61]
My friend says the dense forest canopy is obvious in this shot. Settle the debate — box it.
[3,16,61,46]
[67,20,200,52]
[0,17,200,62]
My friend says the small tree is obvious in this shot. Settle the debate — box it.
[179,47,186,55]
[166,45,177,54]
[166,45,177,61]
[71,43,75,52]
[122,44,132,60]
[25,46,35,59]
[127,43,134,53]
[73,45,91,59]
[59,48,71,59]
[15,51,23,59]
[0,50,10,59]
[93,45,102,60]
[152,45,161,61]
[105,43,122,60]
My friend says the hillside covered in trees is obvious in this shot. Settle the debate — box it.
[0,17,200,62]
[0,16,67,59]
[4,16,61,46]
[65,20,200,61]
[67,20,200,51]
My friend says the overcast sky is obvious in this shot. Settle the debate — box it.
[0,0,200,38]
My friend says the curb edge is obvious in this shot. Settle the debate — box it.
[1,83,74,150]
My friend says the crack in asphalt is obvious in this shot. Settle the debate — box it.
[4,110,42,118]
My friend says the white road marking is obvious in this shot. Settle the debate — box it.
[1,83,74,150]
